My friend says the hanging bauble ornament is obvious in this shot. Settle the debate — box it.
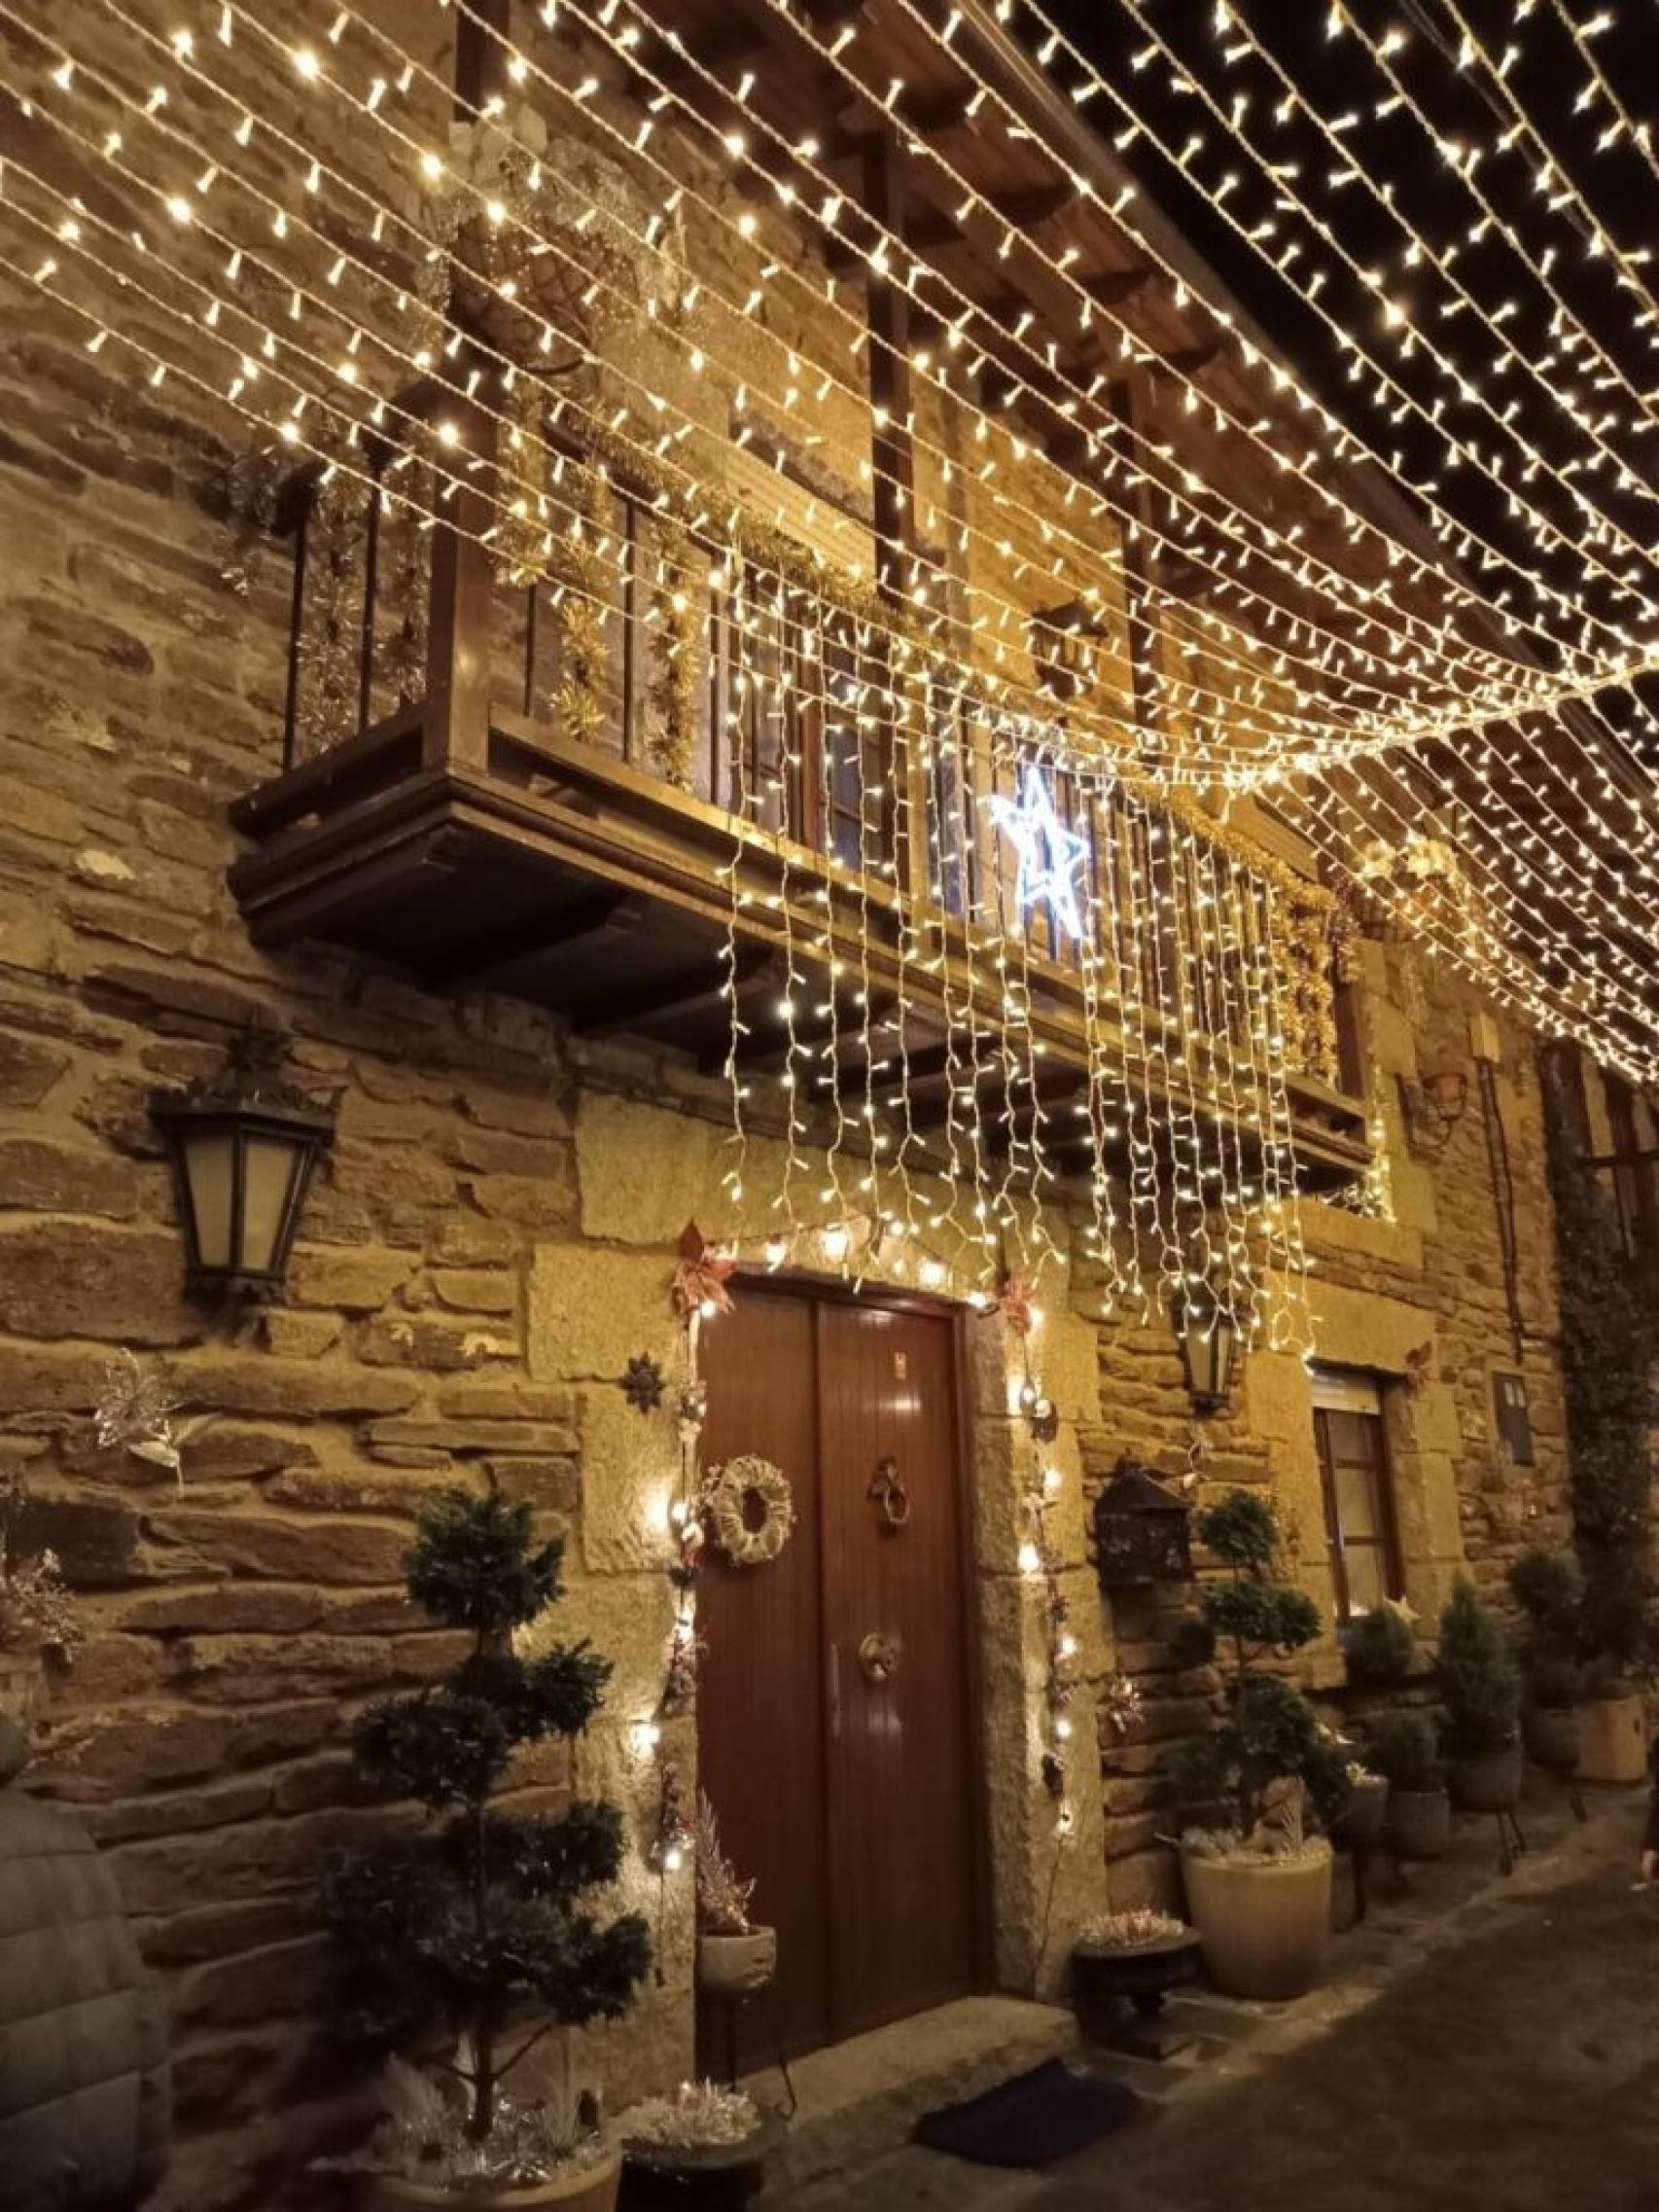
[702,1457,794,1568]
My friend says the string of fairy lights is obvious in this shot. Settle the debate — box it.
[0,4,1654,1124]
[0,0,1654,1101]
[5,0,1655,1877]
[32,0,1654,898]
[52,0,1659,1066]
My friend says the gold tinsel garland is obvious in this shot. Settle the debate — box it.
[646,516,699,788]
[297,467,369,761]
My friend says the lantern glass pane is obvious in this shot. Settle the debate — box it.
[182,1129,236,1271]
[239,1133,301,1275]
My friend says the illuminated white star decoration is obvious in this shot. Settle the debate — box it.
[989,765,1093,946]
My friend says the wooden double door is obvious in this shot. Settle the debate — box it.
[697,1284,982,2063]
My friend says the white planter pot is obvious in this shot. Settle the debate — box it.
[359,2148,620,2212]
[1180,1841,1332,2001]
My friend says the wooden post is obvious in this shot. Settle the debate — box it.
[455,0,512,120]
[423,396,498,773]
[860,130,929,905]
[422,0,513,773]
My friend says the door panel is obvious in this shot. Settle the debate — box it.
[696,1284,978,2069]
[697,1292,830,2061]
[818,1301,977,2038]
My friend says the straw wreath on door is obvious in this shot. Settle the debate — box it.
[701,1455,795,1567]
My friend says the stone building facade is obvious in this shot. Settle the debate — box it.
[0,5,1597,2208]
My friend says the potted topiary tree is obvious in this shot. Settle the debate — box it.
[1340,1603,1417,1692]
[1437,1580,1523,1814]
[1165,1491,1347,2001]
[1366,1710,1450,1860]
[324,1485,652,2212]
[693,1793,776,1998]
[1509,1550,1588,1775]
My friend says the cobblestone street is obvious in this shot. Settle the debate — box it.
[780,1793,1659,2212]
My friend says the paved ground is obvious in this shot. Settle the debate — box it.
[779,1788,1659,2212]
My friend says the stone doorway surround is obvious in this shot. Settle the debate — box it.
[523,1086,1113,2109]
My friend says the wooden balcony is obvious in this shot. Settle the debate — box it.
[229,397,1370,1193]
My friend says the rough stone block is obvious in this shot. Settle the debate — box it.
[138,1895,314,1968]
[359,1314,509,1371]
[0,1221,194,1344]
[85,1774,275,1846]
[429,1266,517,1314]
[16,1490,141,1586]
[1242,1348,1315,1445]
[174,1632,402,1705]
[259,1309,344,1360]
[117,1585,328,1635]
[30,1699,338,1795]
[144,1509,408,1585]
[462,1173,578,1231]
[578,1387,677,1576]
[286,1246,414,1313]
[164,1351,420,1419]
[527,1241,682,1382]
[433,1379,574,1423]
[1307,1276,1434,1374]
[0,1135,139,1217]
[574,1091,740,1245]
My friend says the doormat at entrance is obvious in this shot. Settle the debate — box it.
[914,2058,1138,2167]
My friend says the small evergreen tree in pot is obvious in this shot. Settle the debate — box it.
[1365,1710,1450,1860]
[325,1485,652,2208]
[1509,1550,1589,1771]
[1436,1579,1523,1812]
[1165,1491,1347,2000]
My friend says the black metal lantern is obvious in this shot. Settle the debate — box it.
[1093,1457,1192,1591]
[150,1031,335,1299]
[1172,1277,1241,1415]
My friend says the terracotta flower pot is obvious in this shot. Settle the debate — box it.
[1386,1786,1451,1861]
[1576,1695,1648,1785]
[1449,1745,1523,1814]
[359,2149,620,2212]
[1524,1705,1580,1775]
[696,1927,777,1997]
[1179,1840,1332,2001]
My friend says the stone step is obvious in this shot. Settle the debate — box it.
[749,1993,1078,2197]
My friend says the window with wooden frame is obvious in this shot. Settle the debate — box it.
[1311,1369,1404,1621]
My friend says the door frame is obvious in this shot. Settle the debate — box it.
[707,1267,996,2024]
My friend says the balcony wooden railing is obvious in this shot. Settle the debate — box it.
[230,387,1368,1186]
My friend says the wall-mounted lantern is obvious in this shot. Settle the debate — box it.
[1172,1276,1241,1416]
[1093,1456,1193,1592]
[150,1031,335,1299]
[1396,1069,1468,1159]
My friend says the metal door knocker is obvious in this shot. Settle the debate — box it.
[859,1631,900,1684]
[869,1455,911,1531]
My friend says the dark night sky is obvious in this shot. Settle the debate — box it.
[1030,0,1658,715]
